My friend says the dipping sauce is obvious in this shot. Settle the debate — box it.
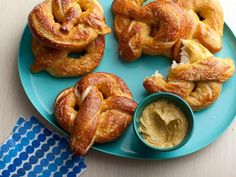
[139,99,188,148]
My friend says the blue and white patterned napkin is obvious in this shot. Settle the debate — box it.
[0,117,87,177]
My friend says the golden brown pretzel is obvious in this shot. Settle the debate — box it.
[29,0,111,50]
[172,0,224,60]
[112,0,185,61]
[143,40,235,110]
[112,0,224,62]
[54,72,137,155]
[31,35,105,77]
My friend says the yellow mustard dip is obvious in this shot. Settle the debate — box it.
[139,99,188,148]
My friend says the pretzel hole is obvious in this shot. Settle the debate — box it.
[196,12,205,21]
[74,103,80,111]
[97,88,109,99]
[53,16,63,25]
[101,92,109,99]
[192,84,198,93]
[68,51,87,59]
[80,6,86,12]
[150,24,160,37]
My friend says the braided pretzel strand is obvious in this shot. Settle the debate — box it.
[29,0,111,50]
[31,35,105,77]
[143,40,235,111]
[54,72,137,155]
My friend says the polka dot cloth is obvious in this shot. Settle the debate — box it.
[0,117,87,176]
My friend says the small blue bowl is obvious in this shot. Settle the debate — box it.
[133,92,195,151]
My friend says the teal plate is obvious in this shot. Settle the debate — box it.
[18,1,236,160]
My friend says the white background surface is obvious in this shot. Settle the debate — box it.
[0,0,236,177]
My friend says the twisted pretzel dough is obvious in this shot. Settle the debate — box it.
[172,0,224,60]
[31,35,105,77]
[54,72,137,155]
[112,0,185,61]
[143,40,235,110]
[112,0,224,61]
[29,0,111,50]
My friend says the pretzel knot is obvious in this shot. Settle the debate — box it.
[54,72,137,155]
[143,40,235,111]
[29,0,111,50]
[31,35,105,77]
[112,0,224,62]
[112,0,185,61]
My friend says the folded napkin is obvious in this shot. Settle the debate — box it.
[0,117,86,177]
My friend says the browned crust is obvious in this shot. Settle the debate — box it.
[28,0,110,50]
[169,57,235,82]
[112,0,224,61]
[74,72,133,98]
[95,96,137,143]
[31,35,105,77]
[143,40,235,111]
[186,82,222,111]
[71,88,103,156]
[54,72,137,155]
[143,77,194,99]
[143,77,223,111]
[54,88,76,134]
[172,0,224,59]
[112,0,185,61]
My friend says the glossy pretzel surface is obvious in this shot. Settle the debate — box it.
[54,72,137,155]
[143,40,235,110]
[112,0,185,61]
[172,0,224,60]
[31,35,105,77]
[112,0,224,61]
[29,0,111,50]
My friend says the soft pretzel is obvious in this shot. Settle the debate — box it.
[112,0,185,61]
[112,0,224,61]
[29,0,111,50]
[172,0,224,60]
[31,35,105,77]
[143,40,235,110]
[54,72,137,155]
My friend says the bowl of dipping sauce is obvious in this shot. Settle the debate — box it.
[133,92,194,151]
